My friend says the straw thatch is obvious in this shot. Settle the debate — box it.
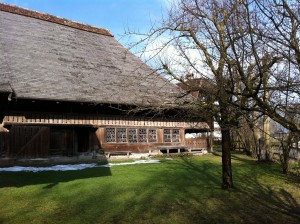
[0,3,181,106]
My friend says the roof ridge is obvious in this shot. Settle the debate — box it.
[0,2,113,37]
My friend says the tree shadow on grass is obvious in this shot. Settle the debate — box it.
[1,154,300,224]
[179,156,222,187]
[119,155,300,223]
[231,153,256,162]
[230,154,300,223]
[235,174,300,221]
[0,165,112,188]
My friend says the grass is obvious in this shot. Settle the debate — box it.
[0,152,299,224]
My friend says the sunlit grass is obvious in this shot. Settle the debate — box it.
[0,153,299,224]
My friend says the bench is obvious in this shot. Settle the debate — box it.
[105,151,132,158]
[188,148,204,153]
[156,146,190,154]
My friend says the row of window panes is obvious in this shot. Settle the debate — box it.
[105,128,158,143]
[106,128,180,143]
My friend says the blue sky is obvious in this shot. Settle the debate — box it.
[0,0,169,45]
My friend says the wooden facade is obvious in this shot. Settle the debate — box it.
[0,110,210,158]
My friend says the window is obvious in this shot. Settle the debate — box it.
[149,129,157,142]
[105,128,116,143]
[172,129,180,142]
[139,128,147,143]
[117,128,127,143]
[164,129,180,143]
[128,128,138,143]
[164,129,171,142]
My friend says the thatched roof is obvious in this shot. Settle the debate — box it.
[0,3,182,106]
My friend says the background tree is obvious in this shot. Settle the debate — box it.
[128,0,300,188]
[229,0,299,132]
[227,0,300,161]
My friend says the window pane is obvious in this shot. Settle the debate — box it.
[128,129,137,143]
[117,128,127,143]
[172,129,180,142]
[105,128,116,143]
[139,128,147,143]
[149,129,157,142]
[164,129,171,142]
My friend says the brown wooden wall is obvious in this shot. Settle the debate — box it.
[185,138,208,150]
[0,125,99,158]
[0,124,210,158]
[96,127,187,153]
[0,126,50,158]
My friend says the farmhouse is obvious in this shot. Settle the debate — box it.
[0,3,211,160]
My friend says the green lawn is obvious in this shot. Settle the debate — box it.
[0,153,299,224]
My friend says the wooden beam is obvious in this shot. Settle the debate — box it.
[3,112,210,129]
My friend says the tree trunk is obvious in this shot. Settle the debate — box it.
[221,128,234,189]
[263,115,272,161]
[208,132,213,153]
[281,155,289,174]
[258,138,266,161]
[280,142,291,174]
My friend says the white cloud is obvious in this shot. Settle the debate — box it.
[137,34,210,80]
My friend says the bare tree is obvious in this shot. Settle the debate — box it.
[127,0,300,188]
[128,0,248,189]
[226,0,300,161]
[226,0,300,132]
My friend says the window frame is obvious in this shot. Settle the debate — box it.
[105,128,116,143]
[117,128,127,143]
[128,128,138,143]
[164,128,181,143]
[148,129,157,143]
